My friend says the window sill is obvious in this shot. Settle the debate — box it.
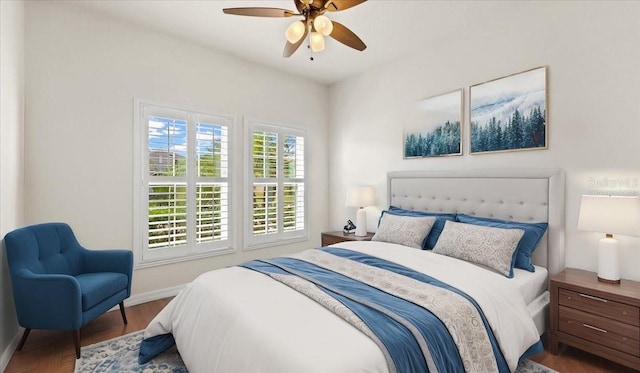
[244,235,309,251]
[134,246,236,269]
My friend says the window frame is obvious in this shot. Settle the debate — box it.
[133,98,235,268]
[244,118,308,250]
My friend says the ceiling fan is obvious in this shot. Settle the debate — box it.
[223,0,367,58]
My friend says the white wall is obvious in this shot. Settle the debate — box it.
[0,0,25,369]
[25,2,329,296]
[329,2,640,280]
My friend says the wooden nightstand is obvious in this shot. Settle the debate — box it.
[321,231,374,246]
[550,268,640,370]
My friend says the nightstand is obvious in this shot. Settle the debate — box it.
[321,231,374,246]
[550,268,640,370]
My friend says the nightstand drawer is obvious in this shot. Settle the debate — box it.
[559,305,640,356]
[559,288,640,326]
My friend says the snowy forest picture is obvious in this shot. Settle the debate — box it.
[404,89,462,158]
[470,67,547,154]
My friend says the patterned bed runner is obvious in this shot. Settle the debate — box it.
[240,247,510,373]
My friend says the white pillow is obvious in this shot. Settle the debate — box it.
[371,214,436,249]
[432,220,524,277]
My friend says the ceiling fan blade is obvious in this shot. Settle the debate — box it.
[283,25,309,57]
[324,0,367,12]
[329,21,366,51]
[223,7,294,17]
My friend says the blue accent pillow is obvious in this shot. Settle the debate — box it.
[383,206,456,250]
[455,214,548,272]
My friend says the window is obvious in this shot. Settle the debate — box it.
[134,100,233,266]
[246,119,307,249]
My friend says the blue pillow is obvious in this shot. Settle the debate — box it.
[455,214,548,272]
[384,206,456,250]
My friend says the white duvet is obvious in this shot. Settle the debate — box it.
[144,241,541,373]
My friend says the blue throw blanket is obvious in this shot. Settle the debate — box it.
[240,247,514,373]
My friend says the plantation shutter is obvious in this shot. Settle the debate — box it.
[136,101,233,266]
[147,111,189,249]
[283,134,305,232]
[247,121,307,248]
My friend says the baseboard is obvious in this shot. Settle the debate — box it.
[1,327,23,373]
[124,284,185,308]
[1,284,185,371]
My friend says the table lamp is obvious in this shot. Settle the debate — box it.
[577,195,640,283]
[346,186,375,237]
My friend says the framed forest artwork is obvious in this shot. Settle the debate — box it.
[404,89,462,158]
[470,66,547,154]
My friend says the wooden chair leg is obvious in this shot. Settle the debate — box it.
[119,301,128,325]
[16,328,31,351]
[73,330,80,359]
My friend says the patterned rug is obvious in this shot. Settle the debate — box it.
[75,330,558,373]
[74,330,186,373]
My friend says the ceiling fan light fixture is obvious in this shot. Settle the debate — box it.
[285,20,306,44]
[310,32,325,52]
[223,0,367,58]
[313,15,333,36]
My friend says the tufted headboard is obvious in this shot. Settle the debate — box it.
[388,168,565,277]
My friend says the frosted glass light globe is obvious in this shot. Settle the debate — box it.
[285,21,305,44]
[313,15,333,36]
[310,32,325,52]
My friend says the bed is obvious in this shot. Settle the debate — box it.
[139,168,565,373]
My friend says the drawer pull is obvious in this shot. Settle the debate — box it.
[579,293,608,303]
[582,323,608,333]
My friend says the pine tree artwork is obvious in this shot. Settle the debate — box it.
[470,67,547,154]
[404,89,463,158]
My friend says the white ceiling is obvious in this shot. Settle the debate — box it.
[72,0,524,85]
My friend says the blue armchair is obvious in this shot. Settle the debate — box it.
[4,222,133,358]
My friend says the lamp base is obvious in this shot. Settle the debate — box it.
[597,276,621,284]
[597,236,620,284]
[354,207,367,237]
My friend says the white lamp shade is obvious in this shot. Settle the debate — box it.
[285,21,306,44]
[577,195,640,283]
[577,195,640,237]
[309,32,325,52]
[313,15,333,36]
[346,186,375,208]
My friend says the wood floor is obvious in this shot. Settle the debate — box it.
[3,297,637,373]
[4,298,171,373]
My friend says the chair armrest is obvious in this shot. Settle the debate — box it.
[82,249,133,295]
[11,269,82,330]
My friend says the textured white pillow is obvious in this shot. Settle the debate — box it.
[433,220,525,277]
[371,214,436,249]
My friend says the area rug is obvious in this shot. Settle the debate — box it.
[74,330,186,373]
[75,330,558,373]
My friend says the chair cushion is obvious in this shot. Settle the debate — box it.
[75,272,128,311]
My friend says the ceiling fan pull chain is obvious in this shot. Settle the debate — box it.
[307,30,314,61]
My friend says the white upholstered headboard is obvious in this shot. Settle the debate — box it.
[387,168,565,277]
